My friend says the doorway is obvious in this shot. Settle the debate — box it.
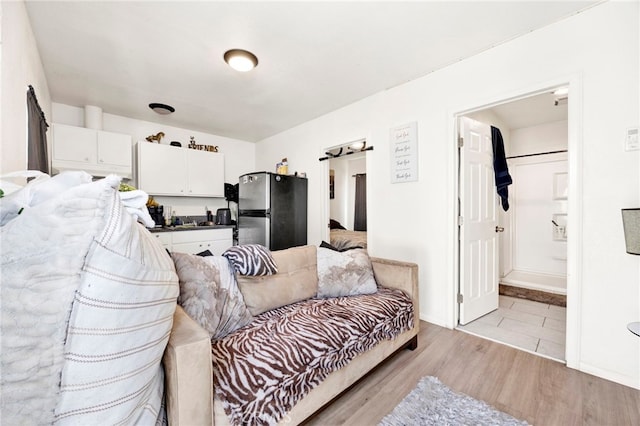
[456,88,570,362]
[321,139,369,249]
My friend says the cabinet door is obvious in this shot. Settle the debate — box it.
[152,232,172,251]
[171,228,232,255]
[137,143,187,195]
[97,131,132,168]
[186,150,225,197]
[171,241,212,254]
[53,124,96,164]
[208,239,233,256]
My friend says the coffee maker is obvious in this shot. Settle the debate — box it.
[147,205,164,228]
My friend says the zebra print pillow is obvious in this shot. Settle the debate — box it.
[223,244,278,276]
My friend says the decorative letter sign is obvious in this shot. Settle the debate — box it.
[390,122,418,183]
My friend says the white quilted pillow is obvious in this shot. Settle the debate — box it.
[0,176,179,425]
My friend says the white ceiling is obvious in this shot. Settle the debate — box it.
[25,1,597,142]
[486,90,569,130]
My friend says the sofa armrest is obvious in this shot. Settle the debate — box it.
[163,305,213,426]
[370,257,419,323]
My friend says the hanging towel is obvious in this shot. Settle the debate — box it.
[491,126,512,211]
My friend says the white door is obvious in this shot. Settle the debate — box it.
[459,117,500,325]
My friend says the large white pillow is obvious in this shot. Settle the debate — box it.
[0,176,178,425]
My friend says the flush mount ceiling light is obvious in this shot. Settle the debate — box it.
[350,140,366,150]
[149,103,175,115]
[553,87,569,96]
[224,49,258,72]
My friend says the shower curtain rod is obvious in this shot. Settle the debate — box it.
[318,145,373,162]
[506,149,567,159]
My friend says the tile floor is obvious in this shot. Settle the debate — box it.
[458,295,566,361]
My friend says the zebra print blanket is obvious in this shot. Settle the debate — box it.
[211,287,414,425]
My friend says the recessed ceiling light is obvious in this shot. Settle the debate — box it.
[149,103,175,115]
[224,49,258,72]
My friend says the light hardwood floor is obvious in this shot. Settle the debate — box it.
[306,321,640,426]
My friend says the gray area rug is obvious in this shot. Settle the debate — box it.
[379,376,529,426]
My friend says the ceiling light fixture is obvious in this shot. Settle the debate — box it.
[149,103,175,115]
[350,140,366,150]
[224,49,258,72]
[553,87,569,96]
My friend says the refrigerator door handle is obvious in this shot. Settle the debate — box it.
[239,209,270,217]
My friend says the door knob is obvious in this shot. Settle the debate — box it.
[495,226,505,233]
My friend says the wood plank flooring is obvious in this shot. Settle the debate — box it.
[306,321,640,426]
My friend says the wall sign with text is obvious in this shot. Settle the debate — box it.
[390,122,418,183]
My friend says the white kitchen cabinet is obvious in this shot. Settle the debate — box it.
[137,142,225,197]
[52,123,132,178]
[153,232,173,251]
[156,228,233,256]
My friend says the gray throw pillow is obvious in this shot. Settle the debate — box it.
[316,247,378,298]
[223,244,278,276]
[172,253,253,339]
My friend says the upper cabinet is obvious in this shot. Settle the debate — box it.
[52,124,133,178]
[137,142,225,197]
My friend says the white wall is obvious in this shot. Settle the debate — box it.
[510,120,568,157]
[255,2,640,388]
[52,103,256,217]
[510,155,568,275]
[1,0,51,175]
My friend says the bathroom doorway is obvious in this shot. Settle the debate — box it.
[456,88,569,362]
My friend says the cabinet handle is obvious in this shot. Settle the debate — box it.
[84,157,89,161]
[99,159,104,163]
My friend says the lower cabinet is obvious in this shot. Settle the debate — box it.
[152,228,233,256]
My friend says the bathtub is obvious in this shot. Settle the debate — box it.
[501,270,566,295]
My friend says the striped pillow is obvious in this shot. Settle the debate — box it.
[223,244,278,276]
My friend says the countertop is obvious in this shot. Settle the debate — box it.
[148,224,234,233]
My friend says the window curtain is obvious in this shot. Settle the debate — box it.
[27,85,49,173]
[354,173,367,231]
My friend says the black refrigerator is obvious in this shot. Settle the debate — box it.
[238,172,308,251]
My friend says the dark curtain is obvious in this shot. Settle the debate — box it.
[27,85,49,173]
[354,173,367,231]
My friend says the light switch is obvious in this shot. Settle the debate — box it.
[625,127,639,151]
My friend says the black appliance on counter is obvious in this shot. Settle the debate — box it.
[148,205,164,228]
[238,172,307,251]
[215,208,232,225]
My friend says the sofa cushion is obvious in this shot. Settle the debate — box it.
[316,247,377,298]
[211,287,414,425]
[222,244,278,276]
[172,253,253,340]
[237,245,318,316]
